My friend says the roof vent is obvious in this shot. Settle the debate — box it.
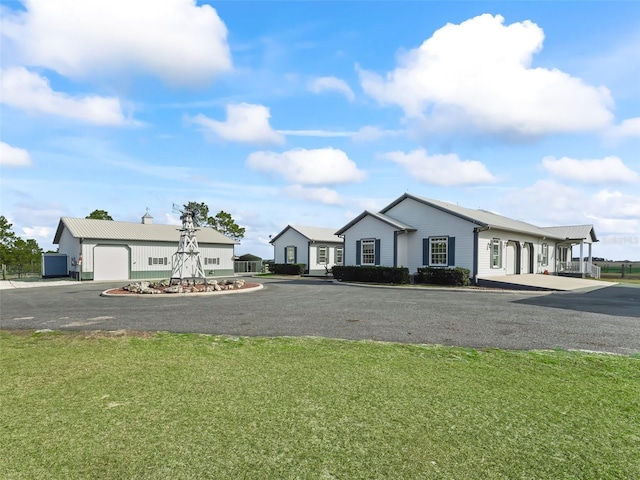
[142,211,153,225]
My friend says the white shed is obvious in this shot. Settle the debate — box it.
[53,214,236,281]
[270,225,344,275]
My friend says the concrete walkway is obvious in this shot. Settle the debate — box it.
[0,279,81,289]
[477,274,614,291]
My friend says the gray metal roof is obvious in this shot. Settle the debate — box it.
[541,225,598,243]
[381,193,566,239]
[270,225,343,244]
[335,211,417,236]
[53,217,236,245]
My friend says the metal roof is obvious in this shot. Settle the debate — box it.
[269,225,343,244]
[380,193,566,239]
[335,211,417,236]
[53,217,236,245]
[541,225,598,243]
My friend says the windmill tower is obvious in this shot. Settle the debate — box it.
[170,205,207,285]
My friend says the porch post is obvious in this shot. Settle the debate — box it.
[579,241,584,275]
[588,242,593,273]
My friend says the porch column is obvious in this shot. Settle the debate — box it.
[588,243,593,273]
[579,241,584,274]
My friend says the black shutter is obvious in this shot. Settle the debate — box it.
[356,240,361,265]
[294,246,297,263]
[448,237,456,266]
[375,239,381,265]
[284,247,287,263]
[423,238,429,266]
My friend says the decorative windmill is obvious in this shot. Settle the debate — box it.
[170,204,207,285]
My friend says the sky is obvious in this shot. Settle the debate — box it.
[1,0,639,261]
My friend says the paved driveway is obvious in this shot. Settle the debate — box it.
[1,278,638,355]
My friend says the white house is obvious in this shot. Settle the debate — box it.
[270,225,344,275]
[53,213,236,281]
[335,193,599,282]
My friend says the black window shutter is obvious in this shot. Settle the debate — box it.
[356,240,361,265]
[423,238,428,266]
[375,239,381,265]
[294,246,297,263]
[284,247,287,263]
[448,237,456,266]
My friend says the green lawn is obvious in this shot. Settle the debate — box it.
[2,331,638,479]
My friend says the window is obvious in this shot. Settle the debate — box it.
[361,239,375,265]
[429,237,448,266]
[148,257,168,266]
[541,243,549,266]
[286,246,296,264]
[335,247,343,266]
[204,257,219,265]
[317,246,328,264]
[491,238,502,268]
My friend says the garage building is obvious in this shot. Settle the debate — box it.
[53,213,236,281]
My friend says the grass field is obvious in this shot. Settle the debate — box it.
[2,331,639,479]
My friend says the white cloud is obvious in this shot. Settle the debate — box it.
[0,142,32,167]
[1,0,232,86]
[352,126,404,142]
[191,103,284,145]
[277,129,356,138]
[503,180,640,244]
[359,14,614,137]
[22,225,53,241]
[308,76,355,101]
[247,147,366,184]
[542,156,640,184]
[282,185,344,205]
[0,67,130,125]
[606,117,640,140]
[380,148,497,186]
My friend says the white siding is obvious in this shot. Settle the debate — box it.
[396,231,409,268]
[343,215,397,267]
[384,197,476,273]
[477,230,559,277]
[57,227,80,275]
[308,241,343,273]
[272,228,309,266]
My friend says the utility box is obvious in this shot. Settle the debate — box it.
[42,254,68,278]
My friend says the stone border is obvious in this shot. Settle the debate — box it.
[101,283,264,298]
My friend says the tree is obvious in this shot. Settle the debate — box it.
[183,202,245,240]
[86,209,113,220]
[0,216,17,266]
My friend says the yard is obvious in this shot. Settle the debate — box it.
[2,330,638,479]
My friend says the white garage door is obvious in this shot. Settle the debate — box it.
[93,245,129,281]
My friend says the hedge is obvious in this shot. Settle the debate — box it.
[416,267,470,286]
[272,263,306,275]
[332,266,409,284]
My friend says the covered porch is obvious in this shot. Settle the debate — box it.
[545,225,600,279]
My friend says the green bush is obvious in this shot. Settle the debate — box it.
[332,266,409,284]
[416,267,470,286]
[272,263,306,275]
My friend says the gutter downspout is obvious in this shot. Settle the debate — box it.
[473,226,490,285]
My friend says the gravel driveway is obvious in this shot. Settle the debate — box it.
[1,278,638,355]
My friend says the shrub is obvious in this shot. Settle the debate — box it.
[272,263,306,275]
[332,266,409,284]
[416,267,470,286]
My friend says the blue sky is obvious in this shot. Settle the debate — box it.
[1,0,639,261]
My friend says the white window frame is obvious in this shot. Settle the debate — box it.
[429,237,448,266]
[361,239,375,265]
[541,243,549,267]
[286,246,296,264]
[491,238,502,269]
[335,246,344,266]
[317,245,328,265]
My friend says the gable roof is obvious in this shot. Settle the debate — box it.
[335,211,417,236]
[269,225,342,244]
[53,217,236,245]
[381,193,566,239]
[541,225,598,243]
